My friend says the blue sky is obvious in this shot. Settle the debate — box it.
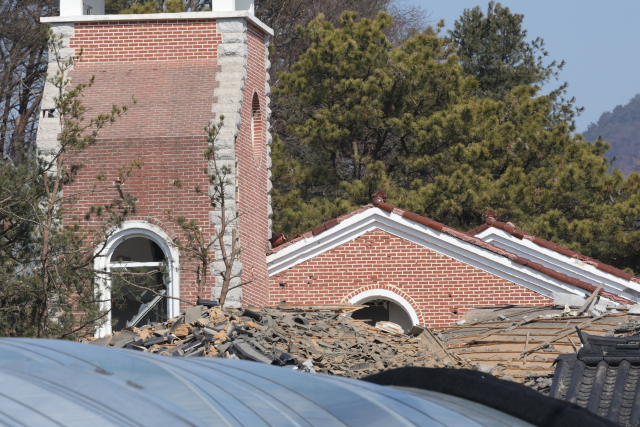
[410,0,640,133]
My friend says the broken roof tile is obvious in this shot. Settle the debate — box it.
[269,233,287,248]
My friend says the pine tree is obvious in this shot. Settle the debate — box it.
[0,34,141,338]
[449,1,581,128]
[449,1,561,101]
[272,12,640,275]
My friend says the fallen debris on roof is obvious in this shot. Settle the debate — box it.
[85,298,640,393]
[83,303,465,378]
[436,302,640,396]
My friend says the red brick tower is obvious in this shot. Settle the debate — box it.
[38,1,273,335]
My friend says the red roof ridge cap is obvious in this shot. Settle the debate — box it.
[377,202,394,213]
[479,216,639,285]
[487,224,640,283]
[466,224,490,236]
[442,226,517,260]
[392,207,406,215]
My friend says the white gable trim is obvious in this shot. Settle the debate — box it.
[267,209,617,301]
[476,227,640,302]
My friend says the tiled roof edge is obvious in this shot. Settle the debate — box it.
[269,204,637,303]
[389,208,613,298]
[481,218,638,284]
[466,223,490,236]
[269,204,375,253]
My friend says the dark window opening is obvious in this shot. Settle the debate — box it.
[351,300,390,326]
[351,299,413,333]
[109,237,168,330]
[41,109,55,118]
[251,93,261,163]
[111,237,165,263]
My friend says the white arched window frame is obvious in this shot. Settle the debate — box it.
[95,221,180,337]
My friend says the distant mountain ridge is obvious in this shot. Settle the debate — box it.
[583,94,640,176]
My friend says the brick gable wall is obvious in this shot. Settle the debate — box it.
[269,229,551,327]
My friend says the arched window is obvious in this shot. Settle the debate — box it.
[347,289,419,333]
[95,222,180,337]
[350,299,413,333]
[251,93,261,163]
[109,237,168,331]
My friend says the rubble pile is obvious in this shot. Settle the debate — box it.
[85,303,458,378]
[86,299,640,389]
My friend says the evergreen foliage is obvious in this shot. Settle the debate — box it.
[272,12,640,274]
[450,1,561,100]
[583,94,640,176]
[0,35,141,338]
[449,1,580,129]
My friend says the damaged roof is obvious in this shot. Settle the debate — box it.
[268,191,638,304]
[437,303,640,392]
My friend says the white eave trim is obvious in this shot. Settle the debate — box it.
[475,227,640,301]
[266,209,616,301]
[41,11,274,35]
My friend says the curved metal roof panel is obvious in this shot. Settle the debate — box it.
[0,338,532,427]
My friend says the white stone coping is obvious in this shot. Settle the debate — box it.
[41,11,274,35]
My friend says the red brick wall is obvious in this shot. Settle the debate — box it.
[237,23,270,306]
[69,61,218,138]
[71,20,219,62]
[67,137,213,306]
[65,20,222,310]
[269,229,552,327]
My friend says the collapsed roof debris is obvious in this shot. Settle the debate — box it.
[83,302,464,378]
[438,301,640,397]
[83,296,640,393]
